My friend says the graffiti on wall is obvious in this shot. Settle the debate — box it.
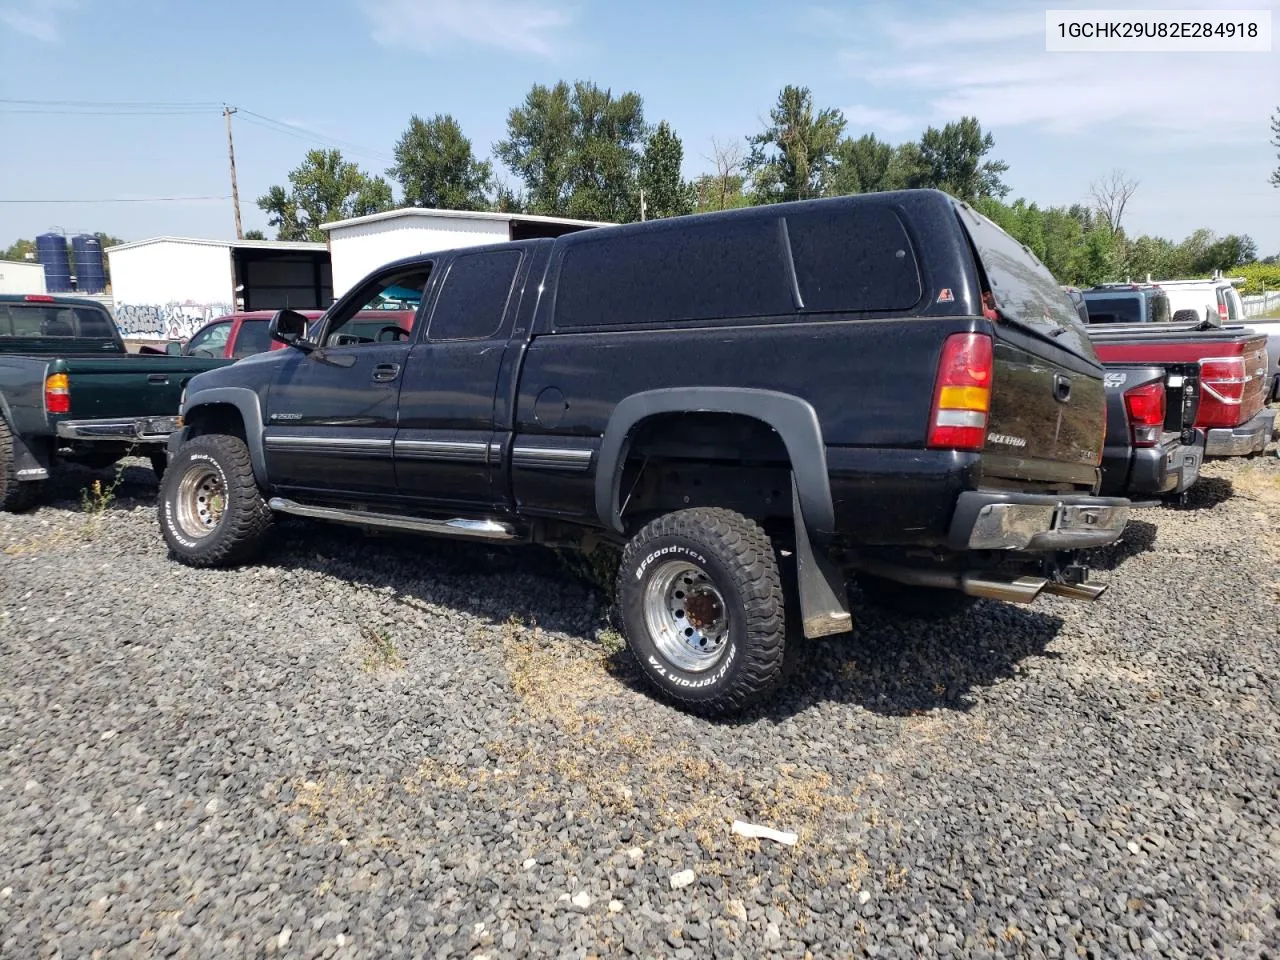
[115,301,234,340]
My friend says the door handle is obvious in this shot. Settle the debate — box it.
[1053,373,1071,403]
[372,363,401,382]
[148,373,169,384]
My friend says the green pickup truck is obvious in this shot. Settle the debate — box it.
[0,294,231,511]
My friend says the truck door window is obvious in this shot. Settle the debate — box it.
[1151,294,1171,324]
[426,250,522,341]
[186,321,231,357]
[232,320,272,358]
[324,267,432,347]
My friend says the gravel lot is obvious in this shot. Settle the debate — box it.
[2,456,1279,959]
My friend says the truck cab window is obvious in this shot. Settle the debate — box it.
[427,250,522,341]
[324,267,432,347]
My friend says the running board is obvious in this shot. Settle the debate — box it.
[267,498,517,541]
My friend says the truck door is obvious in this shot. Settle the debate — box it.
[394,246,530,512]
[261,263,433,499]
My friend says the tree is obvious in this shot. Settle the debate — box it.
[915,117,1009,202]
[638,122,694,220]
[694,137,748,212]
[243,229,266,240]
[3,239,36,262]
[496,80,647,223]
[828,134,895,195]
[257,149,394,241]
[1271,106,1280,188]
[389,114,492,211]
[746,85,846,203]
[1090,169,1139,235]
[1201,234,1258,273]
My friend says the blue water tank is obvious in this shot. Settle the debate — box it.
[72,234,106,293]
[37,232,71,292]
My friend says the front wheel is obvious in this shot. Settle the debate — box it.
[616,508,786,715]
[158,434,273,568]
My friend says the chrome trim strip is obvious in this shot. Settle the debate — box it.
[394,439,489,463]
[510,446,593,472]
[264,435,390,448]
[267,497,516,541]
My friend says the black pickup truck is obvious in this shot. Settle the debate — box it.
[158,189,1131,714]
[0,294,229,511]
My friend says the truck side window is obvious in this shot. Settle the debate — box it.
[426,250,522,342]
[784,206,922,313]
[232,320,273,358]
[187,321,231,357]
[325,267,432,347]
[73,308,115,338]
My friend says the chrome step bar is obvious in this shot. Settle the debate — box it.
[267,498,517,541]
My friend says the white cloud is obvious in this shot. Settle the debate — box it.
[833,1,1278,145]
[841,103,920,133]
[361,0,573,58]
[0,0,78,42]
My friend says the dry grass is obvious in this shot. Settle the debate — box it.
[2,528,73,556]
[354,626,404,673]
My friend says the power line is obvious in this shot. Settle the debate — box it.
[0,97,222,107]
[235,108,394,165]
[0,108,213,116]
[0,196,230,203]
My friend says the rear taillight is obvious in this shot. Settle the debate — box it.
[1123,381,1165,447]
[1200,357,1246,404]
[25,294,55,303]
[928,332,993,451]
[1218,302,1229,322]
[45,373,70,414]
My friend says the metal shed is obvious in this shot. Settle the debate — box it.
[320,209,607,299]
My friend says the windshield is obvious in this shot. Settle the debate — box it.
[1081,295,1142,324]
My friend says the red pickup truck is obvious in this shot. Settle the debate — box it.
[1088,322,1274,457]
[178,309,417,359]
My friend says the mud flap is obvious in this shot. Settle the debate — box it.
[791,475,852,639]
[10,430,50,481]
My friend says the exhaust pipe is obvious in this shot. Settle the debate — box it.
[959,574,1047,604]
[1041,580,1108,601]
[856,559,1048,605]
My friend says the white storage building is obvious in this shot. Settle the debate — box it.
[0,258,48,295]
[105,237,330,341]
[320,209,606,298]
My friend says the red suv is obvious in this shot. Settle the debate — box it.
[181,309,416,359]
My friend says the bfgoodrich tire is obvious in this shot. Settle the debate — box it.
[855,573,976,619]
[616,508,786,715]
[158,434,273,568]
[0,419,43,513]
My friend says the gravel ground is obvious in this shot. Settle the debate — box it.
[2,456,1279,959]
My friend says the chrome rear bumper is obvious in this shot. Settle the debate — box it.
[950,490,1130,551]
[55,416,182,444]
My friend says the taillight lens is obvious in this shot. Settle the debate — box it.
[1200,357,1245,404]
[45,373,70,414]
[1123,381,1165,447]
[928,332,993,451]
[1218,302,1229,322]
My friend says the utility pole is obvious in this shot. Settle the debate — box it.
[224,105,243,240]
[640,188,647,222]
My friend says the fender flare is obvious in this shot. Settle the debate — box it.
[594,387,836,535]
[181,387,269,488]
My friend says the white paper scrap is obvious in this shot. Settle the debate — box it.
[731,819,798,846]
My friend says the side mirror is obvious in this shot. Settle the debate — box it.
[165,341,182,356]
[269,309,312,350]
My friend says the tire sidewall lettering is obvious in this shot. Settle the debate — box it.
[636,544,708,581]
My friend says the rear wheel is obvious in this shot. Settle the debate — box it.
[855,573,977,620]
[616,508,786,715]
[0,419,43,513]
[158,434,272,568]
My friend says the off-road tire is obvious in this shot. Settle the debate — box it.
[0,419,43,513]
[616,507,786,715]
[855,573,977,619]
[158,433,272,568]
[149,451,168,482]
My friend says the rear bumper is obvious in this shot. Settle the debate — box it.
[55,415,182,445]
[1127,432,1204,497]
[1204,407,1276,457]
[948,490,1130,552]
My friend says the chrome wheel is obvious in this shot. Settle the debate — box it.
[642,560,730,672]
[174,464,225,539]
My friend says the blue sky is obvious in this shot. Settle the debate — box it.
[1,0,1277,253]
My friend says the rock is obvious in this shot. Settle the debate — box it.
[670,870,696,890]
[571,891,591,909]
